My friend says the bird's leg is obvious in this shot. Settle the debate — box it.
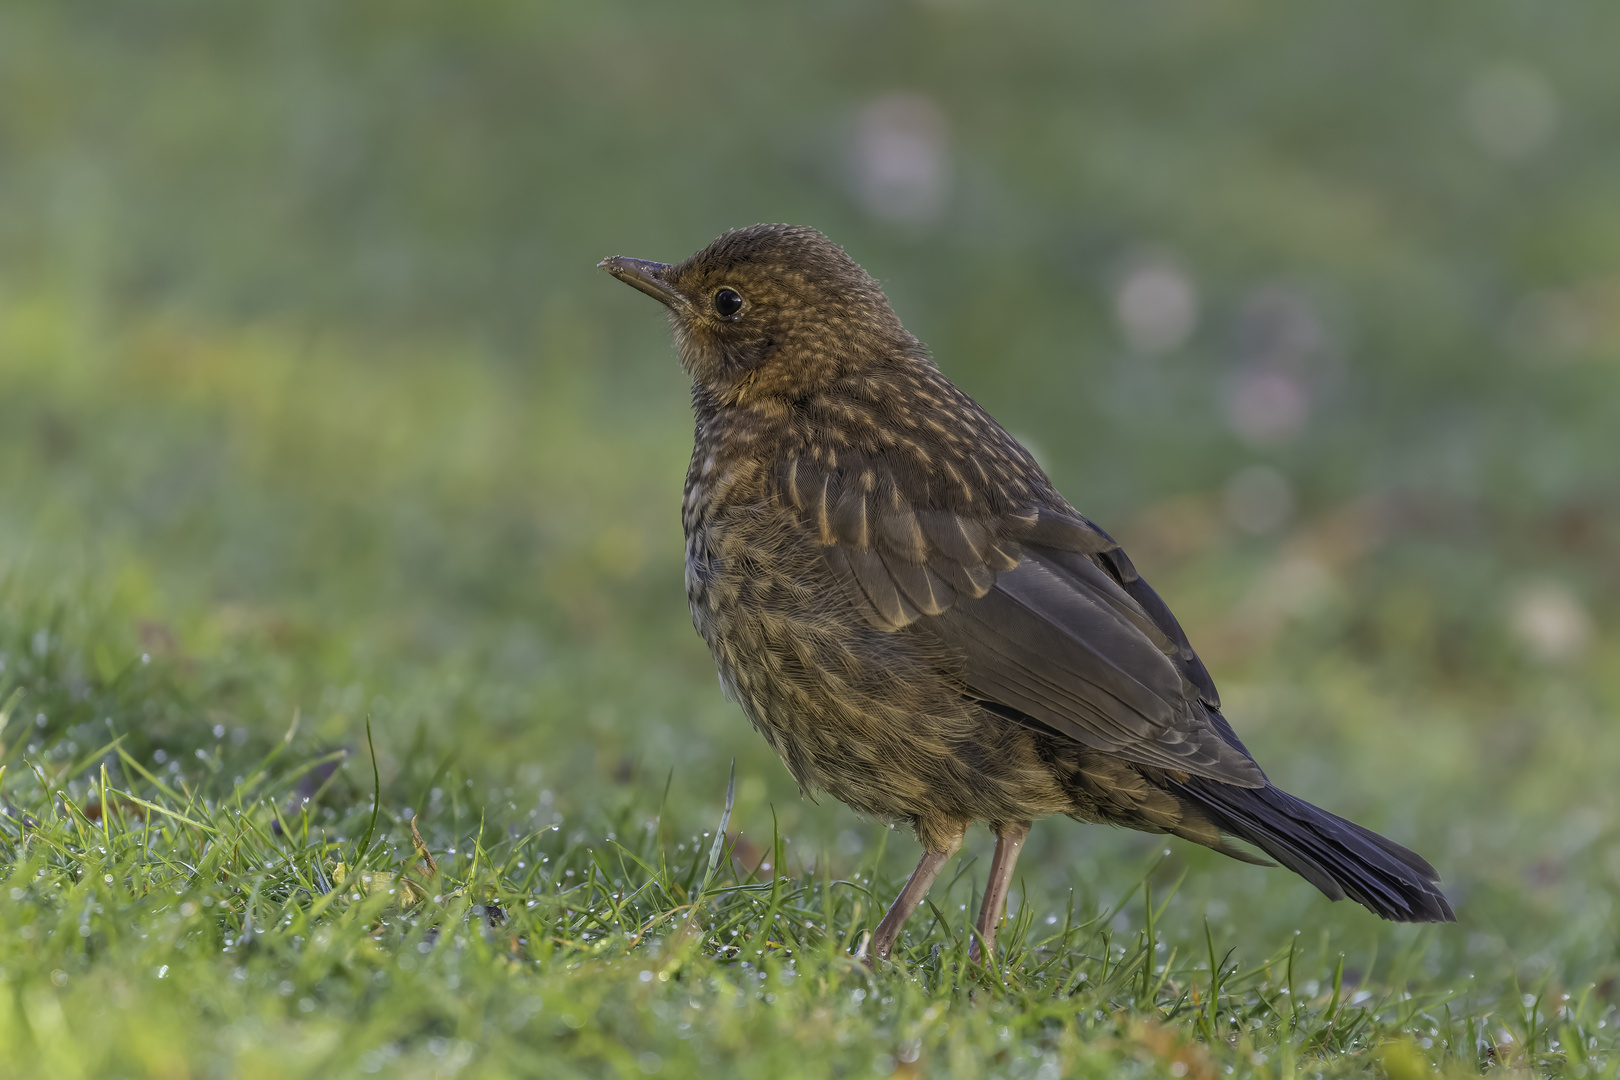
[865,832,963,966]
[969,820,1032,964]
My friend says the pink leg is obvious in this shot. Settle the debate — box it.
[865,832,964,965]
[970,821,1032,964]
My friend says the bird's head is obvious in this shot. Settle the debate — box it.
[600,224,917,404]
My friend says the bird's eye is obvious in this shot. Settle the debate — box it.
[713,288,744,318]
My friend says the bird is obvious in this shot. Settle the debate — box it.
[599,224,1454,966]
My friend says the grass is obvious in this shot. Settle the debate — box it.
[2,589,1616,1078]
[0,424,1613,1080]
[3,625,1620,1080]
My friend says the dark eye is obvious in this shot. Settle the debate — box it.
[713,288,744,318]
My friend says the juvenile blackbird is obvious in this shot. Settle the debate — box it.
[601,224,1454,964]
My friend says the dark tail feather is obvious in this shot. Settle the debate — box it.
[1176,779,1455,923]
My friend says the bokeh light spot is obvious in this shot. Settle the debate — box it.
[1222,369,1308,446]
[1114,257,1199,354]
[847,93,951,226]
[1510,582,1592,664]
[1465,64,1559,160]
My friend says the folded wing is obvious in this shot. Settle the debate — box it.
[780,450,1265,787]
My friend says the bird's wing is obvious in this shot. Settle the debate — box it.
[779,451,1265,787]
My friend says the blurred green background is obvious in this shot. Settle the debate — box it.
[3,0,1618,1027]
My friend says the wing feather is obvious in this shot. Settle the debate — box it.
[776,452,1261,785]
[881,552,956,616]
[930,561,1264,785]
[843,546,920,630]
[829,483,870,549]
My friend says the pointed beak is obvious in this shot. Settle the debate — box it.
[599,256,684,308]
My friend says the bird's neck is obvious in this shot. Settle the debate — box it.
[685,385,796,520]
[688,356,984,470]
[690,385,796,473]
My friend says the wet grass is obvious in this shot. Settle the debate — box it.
[2,571,1617,1077]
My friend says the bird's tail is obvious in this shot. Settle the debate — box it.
[1175,778,1455,923]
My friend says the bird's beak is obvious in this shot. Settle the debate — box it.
[599,256,684,308]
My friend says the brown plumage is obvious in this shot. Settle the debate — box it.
[600,224,1453,964]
